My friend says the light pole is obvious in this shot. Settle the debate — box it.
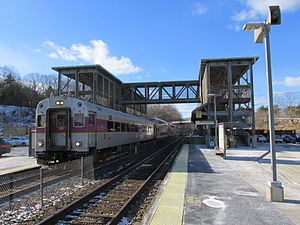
[243,5,284,202]
[208,93,219,149]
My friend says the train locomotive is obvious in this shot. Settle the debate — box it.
[35,96,179,163]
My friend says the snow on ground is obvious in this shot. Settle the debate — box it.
[0,105,35,127]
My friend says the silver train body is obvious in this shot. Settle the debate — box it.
[35,96,179,162]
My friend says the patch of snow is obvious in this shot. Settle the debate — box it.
[203,196,226,209]
[0,105,35,128]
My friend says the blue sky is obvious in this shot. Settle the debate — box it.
[0,0,299,118]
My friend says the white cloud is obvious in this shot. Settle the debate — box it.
[274,76,300,87]
[44,40,142,75]
[227,24,242,31]
[233,0,300,21]
[193,2,208,15]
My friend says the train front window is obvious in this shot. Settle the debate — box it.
[37,115,45,127]
[57,114,67,127]
[74,113,84,127]
[88,113,96,126]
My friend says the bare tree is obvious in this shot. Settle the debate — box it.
[0,66,20,80]
[23,73,58,97]
[276,93,300,125]
[255,106,268,130]
[147,104,182,122]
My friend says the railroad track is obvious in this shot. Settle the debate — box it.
[37,137,185,225]
[0,153,132,207]
[0,166,74,205]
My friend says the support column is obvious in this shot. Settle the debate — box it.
[228,62,233,125]
[92,71,97,103]
[58,71,62,96]
[250,62,256,147]
[75,69,79,98]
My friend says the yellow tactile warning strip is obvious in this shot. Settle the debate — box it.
[150,144,188,225]
[0,164,40,175]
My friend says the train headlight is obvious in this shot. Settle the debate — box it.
[55,100,64,105]
[37,141,44,147]
[75,141,82,147]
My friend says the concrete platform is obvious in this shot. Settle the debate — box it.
[0,146,39,175]
[148,144,299,225]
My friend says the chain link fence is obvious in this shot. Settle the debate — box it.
[0,155,95,208]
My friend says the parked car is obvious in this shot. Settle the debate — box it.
[296,134,300,143]
[4,137,29,146]
[4,138,20,147]
[257,134,267,143]
[275,135,283,143]
[281,134,296,144]
[17,137,29,146]
[0,138,11,156]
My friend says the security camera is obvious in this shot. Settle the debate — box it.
[267,6,281,25]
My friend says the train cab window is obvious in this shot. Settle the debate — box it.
[88,113,96,126]
[37,115,45,127]
[121,123,126,132]
[107,121,114,132]
[73,113,84,127]
[57,114,67,127]
[115,122,121,132]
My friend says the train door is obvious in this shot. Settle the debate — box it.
[88,111,96,147]
[46,108,70,149]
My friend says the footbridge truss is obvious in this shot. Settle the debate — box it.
[121,80,200,104]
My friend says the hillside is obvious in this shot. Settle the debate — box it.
[0,105,35,127]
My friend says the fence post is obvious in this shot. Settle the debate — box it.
[81,157,84,186]
[40,167,43,208]
[9,173,13,212]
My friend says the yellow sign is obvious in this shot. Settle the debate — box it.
[196,111,202,119]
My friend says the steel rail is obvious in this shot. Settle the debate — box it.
[108,137,185,225]
[37,138,183,225]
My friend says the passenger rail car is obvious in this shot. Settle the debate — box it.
[35,96,177,163]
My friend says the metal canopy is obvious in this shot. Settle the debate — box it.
[199,57,259,84]
[52,64,122,87]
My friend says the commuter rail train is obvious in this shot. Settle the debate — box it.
[35,96,179,163]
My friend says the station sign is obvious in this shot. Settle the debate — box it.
[195,120,214,125]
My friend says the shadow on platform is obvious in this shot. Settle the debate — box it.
[188,145,215,173]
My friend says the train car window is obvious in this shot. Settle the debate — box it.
[74,113,84,127]
[107,121,114,132]
[37,115,45,127]
[121,123,126,132]
[126,124,130,132]
[135,125,139,132]
[130,124,135,132]
[115,122,121,132]
[88,113,96,125]
[57,114,67,127]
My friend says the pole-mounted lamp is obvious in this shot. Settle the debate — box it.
[243,5,284,202]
